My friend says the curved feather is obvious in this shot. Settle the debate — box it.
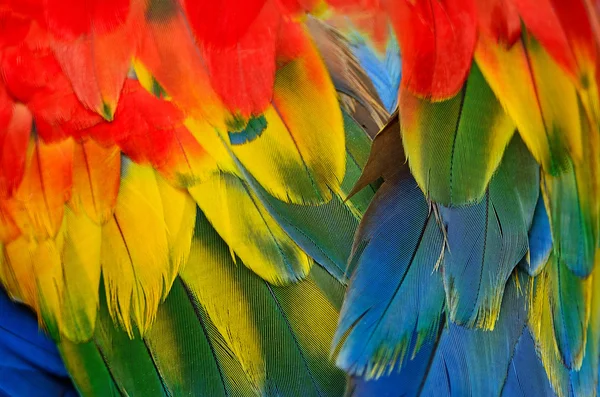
[333,169,445,378]
[520,195,553,277]
[348,274,543,397]
[180,211,346,396]
[101,158,170,336]
[0,288,76,397]
[442,136,539,329]
[401,63,516,205]
[189,172,312,285]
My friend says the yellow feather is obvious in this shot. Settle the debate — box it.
[184,117,238,176]
[33,233,65,337]
[229,40,346,205]
[524,35,582,164]
[4,236,39,310]
[61,207,102,342]
[181,234,265,391]
[188,172,312,285]
[475,36,556,173]
[101,158,170,336]
[155,174,196,287]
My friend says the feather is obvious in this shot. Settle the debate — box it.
[333,169,445,378]
[528,260,597,396]
[8,136,72,240]
[348,274,538,396]
[400,63,516,205]
[474,31,566,175]
[570,261,600,396]
[194,0,280,117]
[520,195,553,277]
[501,326,557,397]
[48,0,143,120]
[542,161,596,277]
[143,279,256,396]
[180,211,346,396]
[387,0,477,100]
[100,157,170,336]
[548,255,591,370]
[136,0,226,126]
[349,37,401,114]
[189,172,312,285]
[523,32,583,164]
[513,0,596,85]
[60,207,102,342]
[442,135,539,329]
[0,288,76,397]
[69,140,120,224]
[419,276,530,395]
[61,234,347,397]
[227,21,346,205]
[0,102,31,199]
[154,174,196,288]
[307,17,389,127]
[86,80,219,188]
[236,115,371,282]
[348,112,403,199]
[58,339,120,396]
[3,237,38,309]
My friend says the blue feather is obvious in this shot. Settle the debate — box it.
[502,327,556,397]
[0,288,76,396]
[333,170,445,378]
[520,195,552,276]
[351,38,401,113]
[346,275,551,396]
[442,136,539,329]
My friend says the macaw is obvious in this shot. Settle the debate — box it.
[0,0,599,396]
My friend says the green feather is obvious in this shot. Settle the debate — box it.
[400,63,516,205]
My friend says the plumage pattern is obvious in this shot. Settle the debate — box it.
[1,1,600,396]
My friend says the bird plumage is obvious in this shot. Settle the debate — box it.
[1,1,600,396]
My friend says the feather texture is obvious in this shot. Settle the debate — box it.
[334,169,445,378]
[400,63,516,205]
[442,136,539,329]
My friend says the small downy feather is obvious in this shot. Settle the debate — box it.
[442,135,539,329]
[333,169,445,378]
[189,172,312,285]
[100,157,170,336]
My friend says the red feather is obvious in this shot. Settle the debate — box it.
[0,102,32,199]
[514,0,595,80]
[202,0,280,116]
[1,44,102,142]
[183,0,267,48]
[41,0,130,39]
[387,0,477,100]
[474,0,521,46]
